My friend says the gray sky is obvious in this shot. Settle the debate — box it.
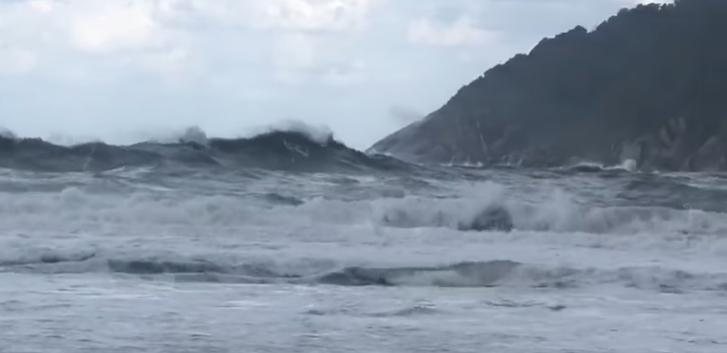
[0,0,668,149]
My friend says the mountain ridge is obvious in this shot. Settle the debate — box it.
[371,0,727,171]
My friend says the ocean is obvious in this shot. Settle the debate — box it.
[1,131,726,352]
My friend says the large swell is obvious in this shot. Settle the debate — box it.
[0,127,413,173]
[2,129,727,297]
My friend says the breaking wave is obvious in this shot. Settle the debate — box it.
[0,126,412,173]
[2,253,725,293]
[2,179,727,236]
[370,192,727,235]
[560,159,638,173]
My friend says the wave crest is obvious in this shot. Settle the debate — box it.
[0,126,409,173]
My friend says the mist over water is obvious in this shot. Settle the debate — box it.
[1,128,726,352]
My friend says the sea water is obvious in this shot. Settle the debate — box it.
[1,150,726,352]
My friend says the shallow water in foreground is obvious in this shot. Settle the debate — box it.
[1,165,726,352]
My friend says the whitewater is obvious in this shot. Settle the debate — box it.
[1,131,726,353]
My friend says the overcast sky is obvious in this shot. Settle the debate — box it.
[1,0,669,148]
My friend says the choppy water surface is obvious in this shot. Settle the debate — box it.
[1,148,727,352]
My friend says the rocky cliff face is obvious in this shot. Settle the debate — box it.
[371,0,727,171]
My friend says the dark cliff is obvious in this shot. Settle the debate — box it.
[371,0,727,171]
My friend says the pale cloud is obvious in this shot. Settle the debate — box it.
[272,33,318,83]
[0,0,381,78]
[256,0,377,32]
[320,60,366,86]
[621,0,671,5]
[273,33,317,71]
[28,0,53,13]
[69,2,159,54]
[0,47,37,75]
[27,0,378,81]
[134,47,200,82]
[152,0,378,32]
[408,17,497,47]
[271,33,367,86]
[0,0,677,149]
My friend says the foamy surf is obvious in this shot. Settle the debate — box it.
[1,132,726,353]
